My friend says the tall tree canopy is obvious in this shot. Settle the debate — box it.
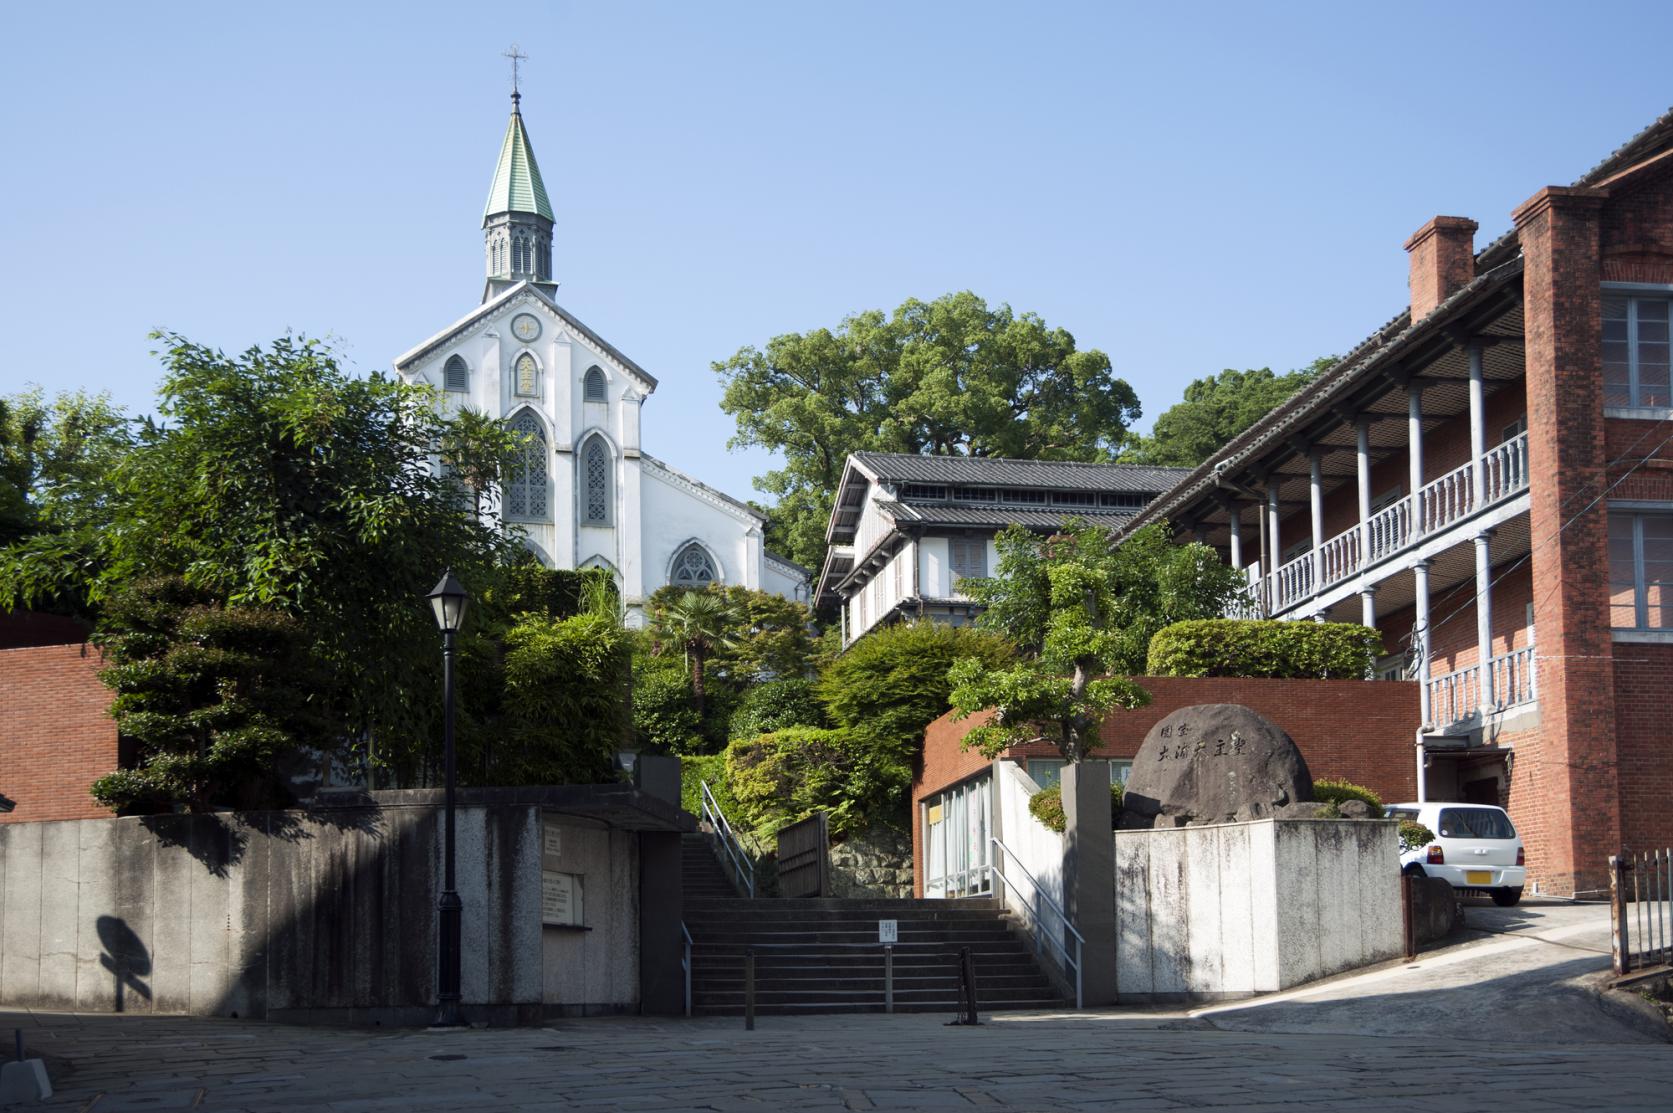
[715,291,1142,569]
[1122,357,1336,468]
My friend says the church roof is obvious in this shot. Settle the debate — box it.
[484,103,553,222]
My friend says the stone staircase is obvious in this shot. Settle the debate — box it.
[680,834,1068,1016]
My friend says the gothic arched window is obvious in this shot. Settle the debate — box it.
[505,411,549,520]
[671,542,719,588]
[514,352,539,397]
[443,354,468,393]
[582,437,612,525]
[583,366,607,402]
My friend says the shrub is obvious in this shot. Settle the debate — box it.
[1311,777,1384,818]
[820,621,1013,749]
[725,726,906,838]
[632,660,707,755]
[1398,820,1435,852]
[494,610,630,785]
[1027,779,1124,834]
[680,752,735,819]
[730,677,828,739]
[1146,619,1382,680]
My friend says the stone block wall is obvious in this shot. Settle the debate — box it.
[826,825,913,899]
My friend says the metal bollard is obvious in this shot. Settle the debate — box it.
[946,946,980,1026]
[884,945,894,1014]
[744,947,755,1031]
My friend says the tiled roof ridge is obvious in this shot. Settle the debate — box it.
[851,451,1188,477]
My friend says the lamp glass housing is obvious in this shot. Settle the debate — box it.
[427,571,470,633]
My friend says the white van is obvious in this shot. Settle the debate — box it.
[1384,802,1526,907]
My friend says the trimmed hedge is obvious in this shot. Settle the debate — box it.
[1028,780,1124,834]
[1146,619,1382,680]
[1312,777,1384,818]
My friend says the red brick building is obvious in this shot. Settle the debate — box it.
[912,678,1422,897]
[1119,109,1673,897]
[0,617,118,824]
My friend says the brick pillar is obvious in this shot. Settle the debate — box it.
[1512,185,1620,897]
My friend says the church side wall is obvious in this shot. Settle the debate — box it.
[639,468,755,601]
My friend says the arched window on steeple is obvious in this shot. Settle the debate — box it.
[505,411,549,521]
[582,436,612,526]
[671,542,719,588]
[443,355,468,393]
[583,366,607,403]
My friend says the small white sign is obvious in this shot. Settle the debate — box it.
[542,870,582,927]
[878,919,898,944]
[542,824,563,859]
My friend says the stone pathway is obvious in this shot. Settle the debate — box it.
[4,1005,1672,1111]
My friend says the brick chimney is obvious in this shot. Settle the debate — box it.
[1404,215,1479,322]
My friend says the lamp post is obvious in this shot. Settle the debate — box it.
[427,569,470,1028]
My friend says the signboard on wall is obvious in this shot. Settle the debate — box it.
[542,870,582,927]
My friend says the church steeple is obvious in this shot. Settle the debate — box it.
[483,77,554,287]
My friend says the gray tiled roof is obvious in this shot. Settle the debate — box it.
[851,452,1188,493]
[877,501,1142,531]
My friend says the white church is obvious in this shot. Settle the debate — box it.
[394,90,810,619]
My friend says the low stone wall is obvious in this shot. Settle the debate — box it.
[1113,818,1402,1000]
[827,825,913,899]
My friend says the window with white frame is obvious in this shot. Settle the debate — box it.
[1502,415,1527,443]
[582,437,611,525]
[505,411,549,520]
[443,354,468,393]
[1024,759,1131,790]
[1604,295,1671,408]
[671,542,718,588]
[1609,511,1673,629]
[949,536,986,583]
[583,366,607,403]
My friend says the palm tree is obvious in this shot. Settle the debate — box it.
[650,589,740,718]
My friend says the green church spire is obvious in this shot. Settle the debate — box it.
[483,94,553,222]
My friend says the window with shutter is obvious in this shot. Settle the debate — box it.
[583,367,607,402]
[950,537,986,581]
[443,355,468,393]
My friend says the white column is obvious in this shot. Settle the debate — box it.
[1309,451,1324,594]
[1468,344,1487,510]
[1356,420,1373,567]
[1360,584,1377,629]
[1475,528,1495,714]
[1414,558,1433,729]
[1228,503,1244,570]
[1408,385,1425,536]
[1266,477,1281,577]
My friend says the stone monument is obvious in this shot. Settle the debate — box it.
[1119,704,1313,828]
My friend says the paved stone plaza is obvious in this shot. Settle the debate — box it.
[2,1005,1667,1112]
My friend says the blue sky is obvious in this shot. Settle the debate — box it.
[2,1,1669,501]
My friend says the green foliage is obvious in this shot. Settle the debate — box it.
[1311,777,1384,818]
[725,727,902,838]
[647,583,817,684]
[1146,618,1383,680]
[480,563,618,625]
[1399,820,1436,852]
[437,406,524,520]
[714,291,1143,569]
[1122,358,1336,467]
[1026,780,1124,834]
[485,610,630,785]
[951,520,1241,761]
[680,753,734,819]
[91,577,333,812]
[632,654,710,755]
[730,677,828,739]
[0,387,132,616]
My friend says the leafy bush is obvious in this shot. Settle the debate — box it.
[821,621,1013,748]
[1311,778,1384,818]
[483,563,617,623]
[1399,820,1436,852]
[725,726,904,838]
[1146,619,1382,680]
[680,752,735,819]
[730,677,828,739]
[1027,780,1124,834]
[632,657,708,755]
[493,610,630,785]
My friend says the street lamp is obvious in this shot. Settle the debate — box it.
[427,569,469,1028]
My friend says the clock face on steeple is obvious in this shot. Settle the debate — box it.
[511,313,541,342]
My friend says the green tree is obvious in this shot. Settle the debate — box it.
[648,589,743,719]
[438,406,525,519]
[715,291,1142,568]
[948,520,1243,760]
[0,388,132,616]
[647,583,817,683]
[490,608,631,785]
[91,576,333,813]
[1122,358,1336,468]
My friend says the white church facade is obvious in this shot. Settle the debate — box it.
[393,91,810,618]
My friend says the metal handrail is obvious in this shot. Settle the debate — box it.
[988,836,1084,1009]
[681,921,693,1018]
[700,780,756,898]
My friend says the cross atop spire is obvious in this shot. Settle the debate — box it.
[503,44,527,110]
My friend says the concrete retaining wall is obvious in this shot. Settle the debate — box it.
[1113,818,1402,1000]
[0,800,643,1024]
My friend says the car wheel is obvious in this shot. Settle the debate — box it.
[1491,887,1523,907]
[1402,863,1427,878]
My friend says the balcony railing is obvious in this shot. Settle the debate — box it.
[1257,433,1529,615]
[1424,643,1538,729]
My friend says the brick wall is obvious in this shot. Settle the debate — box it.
[1614,643,1673,852]
[913,677,1422,894]
[0,643,119,823]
